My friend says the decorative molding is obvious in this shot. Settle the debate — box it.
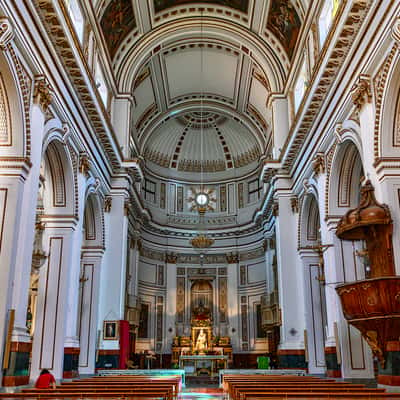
[0,17,14,49]
[33,76,52,112]
[290,196,299,213]
[312,152,326,175]
[104,196,112,213]
[239,246,265,261]
[351,74,372,110]
[391,16,400,44]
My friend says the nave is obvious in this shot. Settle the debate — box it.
[1,0,400,394]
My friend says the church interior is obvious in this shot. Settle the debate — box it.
[1,0,400,398]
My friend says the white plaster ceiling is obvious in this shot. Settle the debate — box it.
[97,0,305,180]
[144,111,261,180]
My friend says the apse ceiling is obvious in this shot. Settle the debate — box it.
[98,0,304,180]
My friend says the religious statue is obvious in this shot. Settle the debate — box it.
[195,329,207,354]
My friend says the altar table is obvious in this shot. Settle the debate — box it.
[179,354,228,377]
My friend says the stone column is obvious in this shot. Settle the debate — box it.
[313,156,342,377]
[351,75,376,187]
[78,250,103,375]
[227,254,240,352]
[96,182,129,369]
[0,18,34,386]
[30,218,77,381]
[3,76,50,386]
[274,186,306,369]
[165,256,177,351]
[62,155,89,378]
[299,249,326,375]
[0,161,30,385]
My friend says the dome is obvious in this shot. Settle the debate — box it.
[143,111,262,180]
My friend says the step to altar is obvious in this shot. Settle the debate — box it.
[186,375,219,386]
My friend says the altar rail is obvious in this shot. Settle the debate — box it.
[97,369,186,387]
[219,369,306,387]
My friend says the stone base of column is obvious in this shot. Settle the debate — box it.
[63,347,80,379]
[378,341,400,388]
[95,349,120,370]
[277,349,307,370]
[325,346,341,378]
[2,341,32,386]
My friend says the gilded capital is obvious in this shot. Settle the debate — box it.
[79,152,90,176]
[351,75,372,110]
[226,252,239,264]
[166,252,178,264]
[124,198,132,216]
[34,76,52,112]
[0,17,14,49]
[272,201,279,217]
[104,196,112,213]
[312,152,326,175]
[290,196,299,213]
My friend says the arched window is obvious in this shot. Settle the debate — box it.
[318,0,340,48]
[65,0,84,42]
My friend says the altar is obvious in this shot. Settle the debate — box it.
[179,354,228,377]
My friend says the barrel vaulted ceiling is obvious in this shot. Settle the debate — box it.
[96,0,304,179]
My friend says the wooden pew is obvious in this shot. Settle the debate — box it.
[222,374,400,400]
[0,374,180,399]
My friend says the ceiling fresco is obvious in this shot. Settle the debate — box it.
[153,0,249,14]
[100,0,136,59]
[267,0,301,59]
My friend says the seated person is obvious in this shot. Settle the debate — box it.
[35,369,56,389]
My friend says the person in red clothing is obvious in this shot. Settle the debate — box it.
[35,369,56,389]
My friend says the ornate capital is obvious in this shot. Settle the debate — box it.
[272,201,279,217]
[33,76,52,112]
[391,16,400,44]
[79,152,90,176]
[268,237,276,250]
[226,252,239,264]
[166,252,178,264]
[124,199,132,216]
[290,196,299,213]
[351,75,372,110]
[0,17,14,50]
[312,152,326,175]
[130,237,142,250]
[104,196,112,213]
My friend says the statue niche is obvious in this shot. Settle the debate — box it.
[191,280,212,326]
[191,280,212,354]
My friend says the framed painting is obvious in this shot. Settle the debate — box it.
[103,320,119,340]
